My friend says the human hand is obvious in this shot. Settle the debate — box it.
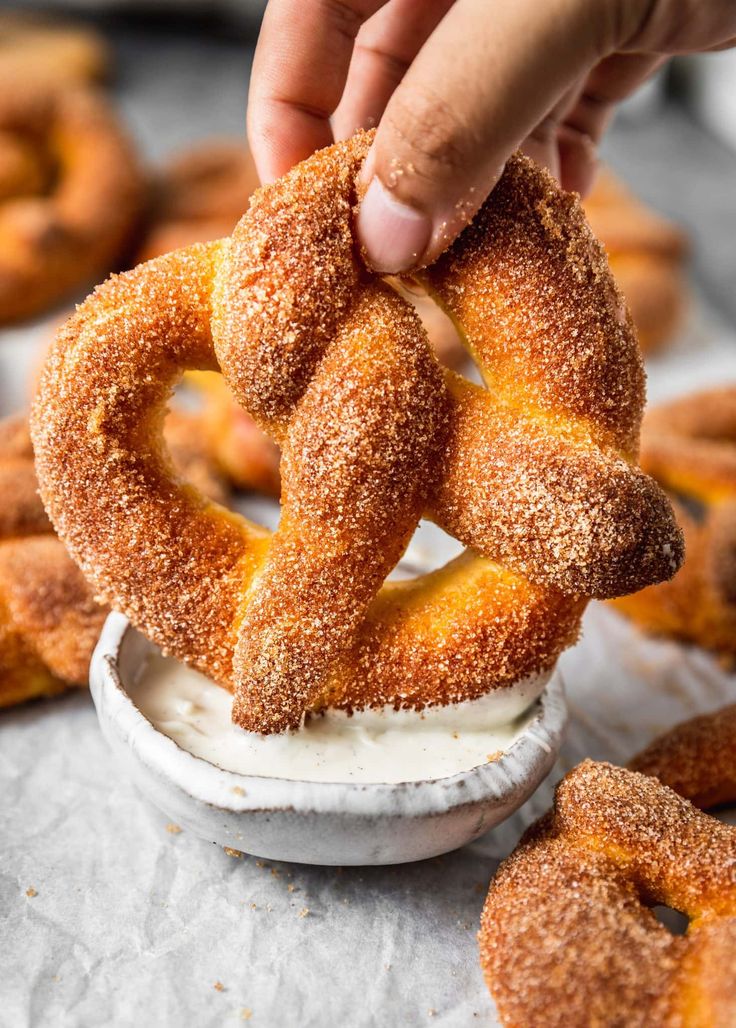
[248,0,736,273]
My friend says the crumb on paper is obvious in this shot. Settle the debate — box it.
[231,785,246,796]
[51,975,60,983]
[213,981,225,992]
[428,1009,437,1018]
[25,887,37,898]
[487,750,503,763]
[165,823,182,834]
[270,867,280,878]
[287,883,296,893]
[250,903,257,910]
[255,860,266,869]
[240,1009,252,1021]
[224,847,242,859]
[298,907,309,919]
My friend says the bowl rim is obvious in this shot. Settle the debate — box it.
[91,611,568,820]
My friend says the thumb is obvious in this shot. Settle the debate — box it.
[356,0,617,273]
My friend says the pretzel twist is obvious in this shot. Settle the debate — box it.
[0,416,106,707]
[0,412,225,709]
[612,387,736,657]
[33,133,682,734]
[0,79,142,323]
[631,703,736,810]
[480,758,736,1027]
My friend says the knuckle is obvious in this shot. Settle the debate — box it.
[383,85,473,184]
[321,0,365,42]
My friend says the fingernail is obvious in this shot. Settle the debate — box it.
[357,177,431,274]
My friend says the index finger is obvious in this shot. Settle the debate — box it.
[248,0,387,183]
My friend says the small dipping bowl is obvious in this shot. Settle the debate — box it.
[90,612,568,866]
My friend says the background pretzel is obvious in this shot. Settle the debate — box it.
[0,411,226,710]
[33,132,682,734]
[480,758,736,1027]
[631,703,736,809]
[0,415,106,707]
[0,78,142,323]
[583,169,689,356]
[612,386,736,658]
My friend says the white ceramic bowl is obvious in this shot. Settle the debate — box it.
[90,613,568,866]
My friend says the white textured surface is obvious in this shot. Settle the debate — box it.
[1,25,736,1025]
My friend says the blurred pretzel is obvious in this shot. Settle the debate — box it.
[583,169,689,356]
[0,13,109,87]
[612,386,736,659]
[0,79,143,323]
[0,415,106,708]
[0,410,226,710]
[631,703,736,809]
[34,132,681,734]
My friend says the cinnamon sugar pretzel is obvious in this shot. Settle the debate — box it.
[33,132,682,733]
[0,79,142,323]
[480,758,736,1027]
[612,386,736,658]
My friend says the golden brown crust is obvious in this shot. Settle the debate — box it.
[33,134,682,733]
[583,169,689,356]
[612,387,736,658]
[630,704,736,809]
[0,414,106,707]
[480,760,736,1028]
[0,411,226,709]
[0,80,143,323]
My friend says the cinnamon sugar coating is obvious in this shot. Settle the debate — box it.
[612,386,736,658]
[34,133,682,733]
[631,704,736,809]
[0,78,143,323]
[0,415,106,707]
[0,412,225,709]
[480,760,736,1027]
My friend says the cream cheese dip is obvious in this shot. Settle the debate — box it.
[128,652,551,784]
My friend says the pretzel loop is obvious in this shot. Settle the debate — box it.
[33,132,682,733]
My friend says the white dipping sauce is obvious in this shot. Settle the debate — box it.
[128,653,550,784]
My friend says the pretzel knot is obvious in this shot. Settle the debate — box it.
[33,132,682,734]
[481,758,736,1026]
[0,78,142,323]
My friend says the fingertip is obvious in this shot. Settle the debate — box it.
[356,175,432,274]
[558,126,599,197]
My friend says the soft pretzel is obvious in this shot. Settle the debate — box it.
[612,387,736,658]
[0,13,109,87]
[183,371,281,496]
[33,132,682,734]
[136,140,260,264]
[0,413,226,709]
[182,291,465,497]
[0,79,143,323]
[0,415,106,707]
[583,169,689,356]
[140,139,468,369]
[631,704,736,809]
[480,759,736,1027]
